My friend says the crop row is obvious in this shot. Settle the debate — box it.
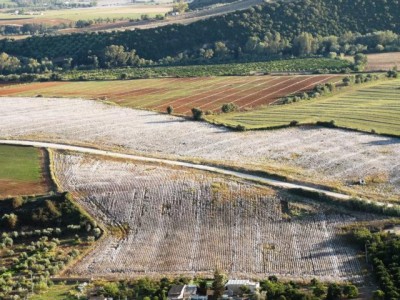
[53,152,365,280]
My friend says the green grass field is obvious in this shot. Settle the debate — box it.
[208,78,400,136]
[0,145,42,182]
[0,145,47,197]
[30,283,77,300]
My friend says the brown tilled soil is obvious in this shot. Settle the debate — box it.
[0,82,66,96]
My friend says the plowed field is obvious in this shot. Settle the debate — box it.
[0,75,341,115]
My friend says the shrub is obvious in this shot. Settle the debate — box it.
[12,196,23,209]
[166,106,174,114]
[191,108,204,120]
[235,125,246,131]
[289,120,299,126]
[221,103,238,113]
[343,284,359,298]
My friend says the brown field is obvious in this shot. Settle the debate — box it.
[0,75,342,115]
[365,52,400,71]
[346,52,400,71]
[0,179,47,198]
[0,17,71,26]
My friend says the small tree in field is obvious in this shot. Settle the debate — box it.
[212,269,226,300]
[167,106,174,114]
[221,103,238,113]
[191,108,204,121]
[12,196,23,209]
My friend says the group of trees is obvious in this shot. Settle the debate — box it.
[0,45,151,75]
[0,193,102,299]
[353,228,400,300]
[260,276,358,300]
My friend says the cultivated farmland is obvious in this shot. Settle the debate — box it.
[0,97,399,200]
[0,145,49,197]
[210,79,400,136]
[0,75,342,115]
[346,52,400,71]
[0,4,172,24]
[53,151,366,280]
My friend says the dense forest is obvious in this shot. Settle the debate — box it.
[0,0,399,64]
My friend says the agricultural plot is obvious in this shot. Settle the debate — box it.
[211,79,400,136]
[0,145,49,197]
[0,75,341,115]
[0,4,172,24]
[53,151,366,280]
[346,52,400,71]
[0,97,399,200]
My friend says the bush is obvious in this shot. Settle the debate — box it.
[221,103,238,113]
[166,106,174,114]
[343,284,359,298]
[235,125,246,131]
[387,69,398,78]
[191,108,204,120]
[289,120,299,126]
[12,196,23,209]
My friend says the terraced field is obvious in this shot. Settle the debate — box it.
[211,79,400,136]
[0,75,341,115]
[0,145,48,197]
[53,151,366,280]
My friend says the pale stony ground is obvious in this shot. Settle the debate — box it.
[53,151,366,281]
[1,97,399,198]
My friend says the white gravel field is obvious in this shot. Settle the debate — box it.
[53,151,366,280]
[1,97,399,196]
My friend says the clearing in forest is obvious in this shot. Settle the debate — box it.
[0,145,49,197]
[53,151,367,281]
[210,79,400,136]
[0,75,341,115]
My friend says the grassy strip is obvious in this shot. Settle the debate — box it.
[209,77,400,137]
[289,188,400,217]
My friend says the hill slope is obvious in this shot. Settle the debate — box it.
[0,0,399,62]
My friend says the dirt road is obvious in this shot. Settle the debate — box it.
[0,139,351,200]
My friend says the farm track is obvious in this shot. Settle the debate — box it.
[0,139,352,200]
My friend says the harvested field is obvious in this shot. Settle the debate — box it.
[0,75,342,115]
[346,52,400,71]
[211,79,400,136]
[0,5,172,23]
[53,151,366,280]
[0,97,399,199]
[0,145,49,197]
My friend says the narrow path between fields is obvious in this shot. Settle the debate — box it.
[0,139,352,200]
